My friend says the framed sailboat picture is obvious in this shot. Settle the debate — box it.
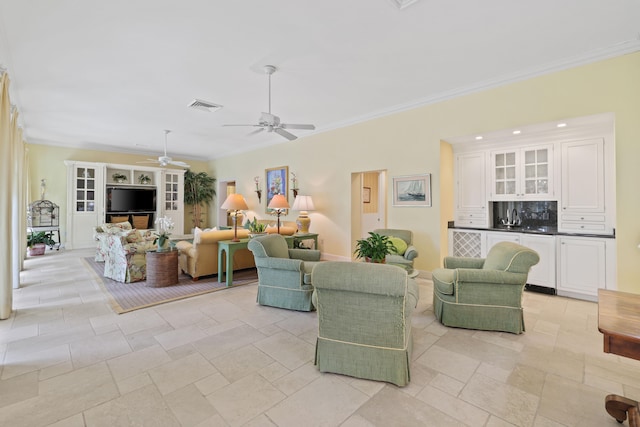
[392,174,431,207]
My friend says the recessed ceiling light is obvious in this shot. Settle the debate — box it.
[557,123,567,128]
[513,130,521,135]
[475,136,483,140]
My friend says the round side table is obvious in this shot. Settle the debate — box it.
[146,249,179,287]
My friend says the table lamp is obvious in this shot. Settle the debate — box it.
[220,193,248,242]
[291,195,315,233]
[267,194,289,234]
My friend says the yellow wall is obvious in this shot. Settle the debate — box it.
[26,144,211,238]
[210,52,640,293]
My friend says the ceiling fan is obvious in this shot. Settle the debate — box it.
[223,65,316,141]
[140,130,190,168]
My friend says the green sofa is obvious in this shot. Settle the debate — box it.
[312,261,419,386]
[247,234,321,311]
[432,241,540,334]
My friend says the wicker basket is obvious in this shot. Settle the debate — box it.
[145,250,179,287]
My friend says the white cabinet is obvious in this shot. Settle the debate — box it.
[556,236,615,301]
[65,161,185,249]
[162,171,185,235]
[520,234,556,289]
[454,151,488,228]
[65,162,104,249]
[490,144,554,201]
[559,138,611,234]
[485,231,556,289]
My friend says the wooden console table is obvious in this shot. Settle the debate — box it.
[598,289,640,426]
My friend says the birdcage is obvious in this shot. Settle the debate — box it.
[28,200,59,228]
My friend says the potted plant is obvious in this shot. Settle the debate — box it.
[27,231,54,256]
[354,232,397,263]
[138,173,151,185]
[112,172,128,183]
[247,217,267,238]
[184,170,216,229]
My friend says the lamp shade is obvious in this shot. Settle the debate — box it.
[291,195,315,212]
[267,194,289,210]
[220,193,248,211]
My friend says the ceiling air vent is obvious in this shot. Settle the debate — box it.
[188,99,223,113]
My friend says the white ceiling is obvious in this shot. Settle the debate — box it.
[0,0,638,160]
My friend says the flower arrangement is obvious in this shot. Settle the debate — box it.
[138,174,151,185]
[254,176,262,202]
[154,216,174,250]
[247,216,267,235]
[291,172,298,190]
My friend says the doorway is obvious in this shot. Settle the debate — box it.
[350,170,386,256]
[217,180,239,228]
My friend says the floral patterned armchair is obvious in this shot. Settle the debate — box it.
[93,221,133,262]
[103,229,156,283]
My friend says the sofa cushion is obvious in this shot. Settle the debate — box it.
[125,229,143,243]
[388,237,407,255]
[193,227,202,244]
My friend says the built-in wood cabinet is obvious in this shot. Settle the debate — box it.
[490,144,554,201]
[64,161,185,249]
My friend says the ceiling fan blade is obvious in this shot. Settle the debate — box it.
[222,124,260,127]
[137,159,160,164]
[274,128,297,141]
[280,123,315,130]
[247,127,266,136]
[168,160,190,168]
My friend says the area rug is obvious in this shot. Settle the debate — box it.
[83,257,258,314]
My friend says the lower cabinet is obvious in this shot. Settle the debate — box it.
[556,236,616,301]
[486,232,556,289]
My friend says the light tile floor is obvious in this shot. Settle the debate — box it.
[1,249,639,426]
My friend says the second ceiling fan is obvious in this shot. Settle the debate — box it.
[223,65,315,141]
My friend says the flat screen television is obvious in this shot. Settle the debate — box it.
[107,187,157,212]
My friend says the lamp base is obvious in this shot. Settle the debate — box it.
[296,213,311,234]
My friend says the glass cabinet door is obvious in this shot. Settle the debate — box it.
[75,167,96,212]
[494,151,517,196]
[165,172,179,211]
[523,148,549,196]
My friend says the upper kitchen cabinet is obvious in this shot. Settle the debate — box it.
[454,151,488,228]
[489,144,555,201]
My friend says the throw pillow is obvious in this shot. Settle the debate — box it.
[193,227,202,244]
[125,229,143,243]
[388,237,408,255]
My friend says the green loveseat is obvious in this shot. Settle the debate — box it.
[312,261,419,386]
[247,234,321,311]
[432,241,539,334]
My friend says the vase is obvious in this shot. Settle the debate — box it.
[157,237,170,251]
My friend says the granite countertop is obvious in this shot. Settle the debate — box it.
[449,223,615,238]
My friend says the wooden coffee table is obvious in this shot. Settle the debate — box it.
[598,289,640,426]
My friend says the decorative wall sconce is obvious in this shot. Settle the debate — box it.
[291,172,299,197]
[254,176,262,203]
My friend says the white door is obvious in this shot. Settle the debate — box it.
[557,236,606,299]
[520,234,556,288]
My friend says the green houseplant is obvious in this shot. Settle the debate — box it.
[354,232,397,263]
[112,172,128,183]
[184,170,216,229]
[27,231,55,256]
[247,216,267,238]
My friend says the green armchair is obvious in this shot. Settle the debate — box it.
[312,261,419,386]
[247,234,321,311]
[373,228,418,267]
[432,241,539,334]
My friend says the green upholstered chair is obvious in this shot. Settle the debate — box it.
[372,229,419,267]
[247,233,321,311]
[432,241,540,334]
[312,261,419,386]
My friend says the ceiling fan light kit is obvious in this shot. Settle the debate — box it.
[139,130,190,168]
[222,65,316,141]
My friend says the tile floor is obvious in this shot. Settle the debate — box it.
[1,249,639,426]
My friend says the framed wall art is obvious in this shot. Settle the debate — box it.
[265,165,288,211]
[392,173,431,207]
[362,187,371,203]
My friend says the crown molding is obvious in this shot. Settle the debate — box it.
[321,39,640,134]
